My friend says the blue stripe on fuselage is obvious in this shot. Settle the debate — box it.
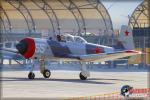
[47,40,71,57]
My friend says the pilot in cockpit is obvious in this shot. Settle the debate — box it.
[56,34,87,43]
[57,35,66,42]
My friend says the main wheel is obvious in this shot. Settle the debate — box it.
[43,69,51,78]
[28,72,35,79]
[79,72,87,80]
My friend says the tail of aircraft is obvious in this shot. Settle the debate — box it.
[115,25,135,50]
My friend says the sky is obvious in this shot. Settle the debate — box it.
[101,0,143,29]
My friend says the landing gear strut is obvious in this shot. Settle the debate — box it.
[40,59,51,79]
[28,60,35,79]
[79,62,90,80]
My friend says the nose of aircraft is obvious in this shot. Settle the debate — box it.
[16,37,35,59]
[16,40,28,55]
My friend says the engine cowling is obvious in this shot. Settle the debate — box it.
[16,37,35,59]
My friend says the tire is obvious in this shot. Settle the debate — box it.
[43,69,51,78]
[28,72,35,79]
[79,72,87,80]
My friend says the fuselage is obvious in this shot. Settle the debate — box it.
[16,37,115,60]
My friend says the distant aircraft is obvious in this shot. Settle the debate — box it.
[0,25,141,80]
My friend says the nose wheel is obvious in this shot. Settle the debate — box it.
[79,72,87,80]
[43,69,51,78]
[28,72,35,79]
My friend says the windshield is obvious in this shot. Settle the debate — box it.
[56,34,87,43]
[66,34,74,42]
[74,36,87,43]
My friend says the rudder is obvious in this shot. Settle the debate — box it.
[117,25,135,50]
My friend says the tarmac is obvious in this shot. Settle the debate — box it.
[0,67,148,99]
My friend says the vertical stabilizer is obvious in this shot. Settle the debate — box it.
[118,25,135,50]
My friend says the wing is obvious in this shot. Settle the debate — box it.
[0,48,24,60]
[55,50,141,62]
[79,50,141,62]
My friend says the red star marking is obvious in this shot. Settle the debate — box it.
[125,30,129,36]
[94,47,101,54]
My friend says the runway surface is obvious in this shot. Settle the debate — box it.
[1,70,148,99]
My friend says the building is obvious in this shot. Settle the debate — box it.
[128,0,150,65]
[0,0,113,42]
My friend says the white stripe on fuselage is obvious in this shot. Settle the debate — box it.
[103,46,114,53]
[87,43,115,53]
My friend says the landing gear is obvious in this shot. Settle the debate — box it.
[28,59,35,79]
[79,72,87,80]
[43,69,51,78]
[27,59,51,79]
[28,72,35,79]
[79,62,90,80]
[39,59,51,79]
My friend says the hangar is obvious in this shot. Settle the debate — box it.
[128,0,150,64]
[0,0,113,42]
[129,0,149,28]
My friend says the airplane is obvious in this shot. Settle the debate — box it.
[0,25,141,80]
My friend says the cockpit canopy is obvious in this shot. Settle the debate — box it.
[56,34,87,43]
